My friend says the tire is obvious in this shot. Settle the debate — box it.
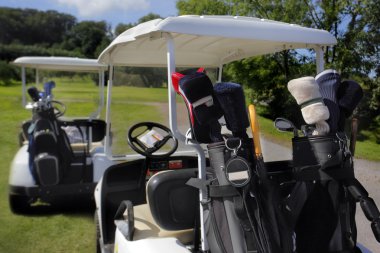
[18,132,25,147]
[9,194,32,214]
[95,211,101,253]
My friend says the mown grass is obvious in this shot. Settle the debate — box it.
[0,77,166,253]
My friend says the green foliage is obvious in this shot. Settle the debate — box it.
[177,0,380,136]
[61,21,112,58]
[0,60,18,85]
[115,13,161,36]
[0,7,76,45]
[0,43,83,62]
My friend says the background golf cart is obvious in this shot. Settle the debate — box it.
[94,15,371,253]
[9,56,107,213]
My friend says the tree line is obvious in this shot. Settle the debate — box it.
[176,0,379,141]
[0,1,379,142]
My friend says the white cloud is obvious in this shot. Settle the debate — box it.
[56,0,150,18]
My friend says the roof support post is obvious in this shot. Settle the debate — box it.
[104,65,113,157]
[36,69,39,87]
[21,66,26,106]
[316,46,325,74]
[218,64,223,82]
[165,32,209,252]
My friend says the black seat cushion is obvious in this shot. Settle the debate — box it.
[147,168,198,231]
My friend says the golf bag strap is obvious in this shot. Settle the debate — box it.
[233,194,258,253]
[345,179,380,242]
[187,178,258,251]
[186,178,240,198]
[293,164,354,181]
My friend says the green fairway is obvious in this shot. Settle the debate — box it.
[0,77,167,253]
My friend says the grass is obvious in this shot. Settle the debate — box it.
[0,76,167,253]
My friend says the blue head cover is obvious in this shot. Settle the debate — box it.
[315,69,341,133]
[43,81,56,98]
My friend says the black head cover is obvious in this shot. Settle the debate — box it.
[27,87,40,102]
[337,80,363,117]
[213,82,249,139]
[171,69,223,143]
[336,80,363,131]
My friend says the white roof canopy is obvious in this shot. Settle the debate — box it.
[98,15,337,67]
[13,56,107,72]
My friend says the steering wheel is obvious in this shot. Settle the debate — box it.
[127,122,178,159]
[51,100,66,117]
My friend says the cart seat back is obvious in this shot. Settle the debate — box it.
[147,168,198,231]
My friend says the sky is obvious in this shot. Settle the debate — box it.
[1,0,178,28]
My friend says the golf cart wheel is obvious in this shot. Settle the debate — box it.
[9,194,32,214]
[95,211,101,253]
[18,132,26,146]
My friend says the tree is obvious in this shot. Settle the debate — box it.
[177,0,312,125]
[114,13,161,37]
[0,7,76,46]
[62,21,112,58]
[113,13,166,87]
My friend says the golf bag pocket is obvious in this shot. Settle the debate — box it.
[171,69,223,143]
[292,134,354,181]
[35,153,60,185]
[202,138,256,253]
[32,130,62,185]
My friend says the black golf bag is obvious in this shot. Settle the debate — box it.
[172,69,293,253]
[171,69,380,253]
[287,133,380,252]
[27,89,73,186]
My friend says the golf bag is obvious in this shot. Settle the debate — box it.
[172,69,295,252]
[27,87,73,185]
[204,138,257,253]
[286,72,380,252]
[287,133,380,252]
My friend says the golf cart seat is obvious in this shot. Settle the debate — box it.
[119,168,198,245]
[61,118,106,153]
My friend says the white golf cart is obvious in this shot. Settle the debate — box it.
[94,15,376,253]
[9,56,108,213]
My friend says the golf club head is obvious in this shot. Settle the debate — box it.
[274,117,298,137]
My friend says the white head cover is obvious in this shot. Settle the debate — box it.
[287,76,330,135]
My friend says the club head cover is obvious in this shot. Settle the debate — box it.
[171,68,223,143]
[287,76,330,135]
[315,69,341,133]
[337,80,363,117]
[43,81,56,98]
[213,82,249,139]
[27,87,40,102]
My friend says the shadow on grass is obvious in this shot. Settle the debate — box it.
[18,201,95,217]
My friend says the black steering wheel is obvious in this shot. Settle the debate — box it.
[127,122,178,159]
[51,100,66,117]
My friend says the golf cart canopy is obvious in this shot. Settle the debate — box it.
[13,56,107,117]
[98,15,337,67]
[13,56,107,72]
